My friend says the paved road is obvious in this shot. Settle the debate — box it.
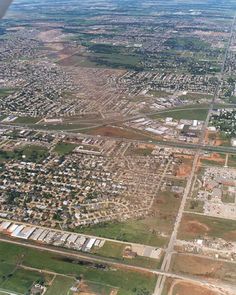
[153,14,236,295]
[1,123,236,155]
[154,151,200,295]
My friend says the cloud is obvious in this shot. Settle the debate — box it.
[0,0,13,19]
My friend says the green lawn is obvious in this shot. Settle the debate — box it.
[85,281,115,295]
[150,108,209,121]
[128,147,154,156]
[0,145,48,163]
[92,241,126,259]
[179,213,236,242]
[37,122,94,131]
[0,261,45,295]
[14,117,40,124]
[221,194,235,203]
[0,88,16,98]
[228,155,236,168]
[93,241,162,269]
[77,219,167,248]
[45,276,75,295]
[179,92,213,101]
[0,242,156,295]
[185,199,204,213]
[54,142,77,155]
[0,116,6,121]
[218,132,231,147]
[149,90,171,98]
[77,191,180,248]
[1,268,43,294]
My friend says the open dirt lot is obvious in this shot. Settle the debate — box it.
[87,126,152,140]
[167,279,218,295]
[200,153,225,165]
[171,254,236,283]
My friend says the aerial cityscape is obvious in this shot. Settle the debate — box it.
[0,0,236,294]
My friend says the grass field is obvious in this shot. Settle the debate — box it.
[0,145,48,163]
[14,117,40,124]
[92,241,125,259]
[38,123,93,131]
[0,115,6,121]
[185,199,204,213]
[149,90,171,98]
[221,194,235,203]
[150,107,209,121]
[0,242,156,295]
[0,88,15,98]
[126,146,154,156]
[179,92,213,101]
[178,213,236,242]
[92,241,162,269]
[77,191,180,248]
[0,268,44,294]
[54,142,77,155]
[78,220,167,247]
[218,132,232,147]
[85,281,115,295]
[0,260,46,295]
[228,155,236,167]
[45,276,75,295]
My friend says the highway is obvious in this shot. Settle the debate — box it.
[1,122,236,155]
[153,14,236,295]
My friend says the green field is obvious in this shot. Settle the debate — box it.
[0,145,48,163]
[93,241,126,259]
[218,132,231,147]
[126,147,154,156]
[37,122,94,131]
[179,213,236,242]
[1,268,44,294]
[149,90,171,98]
[150,107,209,121]
[179,92,213,101]
[228,155,236,167]
[77,191,180,247]
[0,88,16,98]
[92,241,162,269]
[221,194,235,203]
[14,117,40,124]
[77,43,144,71]
[78,218,168,247]
[45,276,75,295]
[0,242,156,295]
[185,199,204,213]
[85,281,115,295]
[0,260,46,295]
[54,142,77,155]
[164,37,211,52]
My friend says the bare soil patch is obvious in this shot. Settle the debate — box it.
[169,280,218,295]
[176,163,192,177]
[87,126,151,140]
[171,254,236,283]
[201,153,225,165]
[185,220,210,234]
